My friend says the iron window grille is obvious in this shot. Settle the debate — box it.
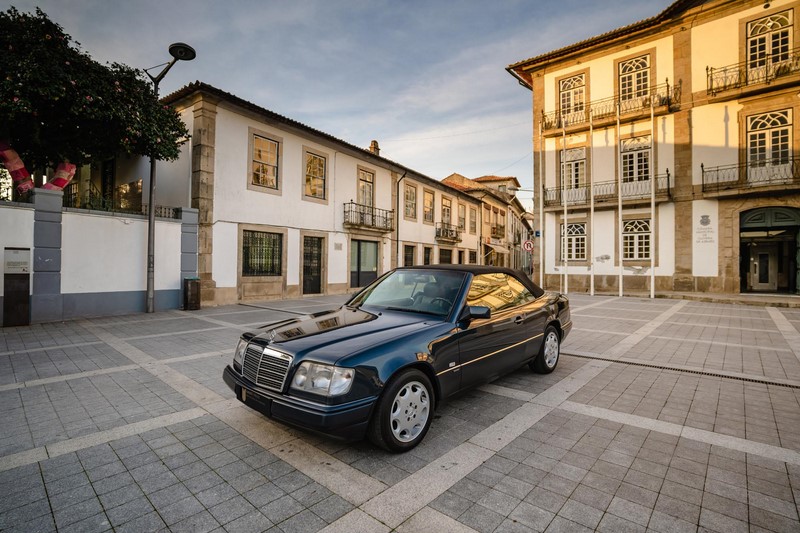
[243,230,282,276]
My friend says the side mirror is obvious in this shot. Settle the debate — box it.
[468,306,491,319]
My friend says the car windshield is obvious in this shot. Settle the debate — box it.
[350,269,467,316]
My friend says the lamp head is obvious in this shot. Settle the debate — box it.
[169,42,196,61]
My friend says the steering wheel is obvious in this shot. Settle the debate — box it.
[429,297,452,310]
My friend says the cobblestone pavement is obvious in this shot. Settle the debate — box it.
[1,294,799,532]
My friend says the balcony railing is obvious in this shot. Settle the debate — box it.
[542,81,680,131]
[707,48,800,95]
[543,172,671,207]
[435,222,462,243]
[702,156,800,193]
[343,202,394,232]
[62,181,180,219]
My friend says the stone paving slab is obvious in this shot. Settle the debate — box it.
[1,293,800,532]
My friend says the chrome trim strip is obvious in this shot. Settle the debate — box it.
[436,332,544,376]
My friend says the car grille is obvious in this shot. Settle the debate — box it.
[241,344,293,392]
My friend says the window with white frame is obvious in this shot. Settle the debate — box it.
[441,197,452,224]
[623,219,651,260]
[747,10,792,76]
[560,223,586,261]
[619,55,649,101]
[304,152,326,199]
[747,110,791,166]
[252,135,279,189]
[559,74,585,114]
[621,136,651,182]
[404,184,417,219]
[560,147,586,189]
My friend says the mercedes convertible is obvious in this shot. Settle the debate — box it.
[223,265,571,452]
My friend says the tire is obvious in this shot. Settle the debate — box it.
[530,325,560,374]
[368,369,434,452]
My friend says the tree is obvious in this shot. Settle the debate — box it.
[0,7,189,192]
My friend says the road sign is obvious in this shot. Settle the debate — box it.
[522,240,534,252]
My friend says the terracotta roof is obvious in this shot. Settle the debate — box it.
[507,0,706,75]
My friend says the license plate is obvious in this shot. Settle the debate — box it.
[241,387,248,402]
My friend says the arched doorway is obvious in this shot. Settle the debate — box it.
[740,207,800,294]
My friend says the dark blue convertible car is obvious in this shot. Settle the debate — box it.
[223,265,571,452]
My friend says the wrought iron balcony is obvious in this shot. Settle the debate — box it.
[343,202,394,232]
[435,222,462,243]
[541,81,680,131]
[543,172,671,207]
[707,48,800,96]
[702,156,800,193]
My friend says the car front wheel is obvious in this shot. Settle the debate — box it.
[531,325,560,374]
[368,369,433,452]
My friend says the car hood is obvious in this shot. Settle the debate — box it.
[247,306,440,365]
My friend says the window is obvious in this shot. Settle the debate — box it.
[619,55,649,101]
[747,11,792,78]
[469,250,477,264]
[305,151,326,199]
[621,136,650,182]
[423,247,432,265]
[469,207,477,234]
[560,223,586,261]
[458,204,466,230]
[404,245,415,267]
[242,230,282,276]
[252,135,279,189]
[623,219,651,260]
[404,184,417,219]
[439,249,452,264]
[559,74,585,123]
[747,110,791,166]
[560,147,586,189]
[441,197,452,224]
[358,169,374,206]
[423,190,434,223]
[466,273,535,313]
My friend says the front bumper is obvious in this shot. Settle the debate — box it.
[222,365,375,441]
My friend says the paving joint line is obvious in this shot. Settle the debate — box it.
[562,350,800,389]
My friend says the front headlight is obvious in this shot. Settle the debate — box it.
[233,338,248,366]
[290,362,354,396]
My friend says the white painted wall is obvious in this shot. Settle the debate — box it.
[692,199,719,277]
[61,211,182,293]
[0,205,35,297]
[212,222,238,289]
[592,210,617,275]
[657,202,675,276]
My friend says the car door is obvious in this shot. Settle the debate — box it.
[456,272,541,389]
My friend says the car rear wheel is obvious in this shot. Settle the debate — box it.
[531,325,560,374]
[368,369,433,452]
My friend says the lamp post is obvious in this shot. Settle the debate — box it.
[144,43,196,313]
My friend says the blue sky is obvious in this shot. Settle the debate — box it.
[12,0,673,204]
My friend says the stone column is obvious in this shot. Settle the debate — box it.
[31,188,63,323]
[191,96,217,306]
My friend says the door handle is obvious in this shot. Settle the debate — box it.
[514,315,525,325]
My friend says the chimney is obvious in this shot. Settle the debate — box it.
[369,140,380,156]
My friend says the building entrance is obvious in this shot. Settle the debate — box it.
[739,207,800,294]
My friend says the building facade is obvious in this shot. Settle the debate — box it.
[160,83,482,306]
[508,0,800,295]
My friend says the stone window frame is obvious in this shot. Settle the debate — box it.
[404,183,418,221]
[247,127,283,196]
[554,67,590,124]
[739,7,795,70]
[613,48,657,105]
[622,218,651,261]
[614,211,660,268]
[737,97,798,169]
[556,217,590,266]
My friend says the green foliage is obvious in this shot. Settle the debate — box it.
[0,7,189,171]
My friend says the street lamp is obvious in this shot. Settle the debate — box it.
[144,43,196,313]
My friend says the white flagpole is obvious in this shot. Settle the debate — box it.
[539,120,545,288]
[617,101,623,297]
[562,123,568,294]
[650,95,656,299]
[589,108,595,296]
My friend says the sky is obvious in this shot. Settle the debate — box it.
[11,0,674,207]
